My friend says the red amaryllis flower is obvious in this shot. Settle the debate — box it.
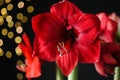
[16,33,41,78]
[32,0,100,76]
[97,12,117,42]
[95,43,120,76]
[94,12,119,76]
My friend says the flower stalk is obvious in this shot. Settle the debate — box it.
[68,64,78,80]
[56,65,64,80]
[114,67,120,80]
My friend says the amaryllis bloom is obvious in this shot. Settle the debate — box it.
[96,12,117,42]
[32,0,100,76]
[16,33,41,78]
[95,43,120,76]
[94,12,120,76]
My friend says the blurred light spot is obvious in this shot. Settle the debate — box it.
[17,60,24,66]
[0,39,3,46]
[7,4,13,11]
[15,36,22,44]
[0,48,4,56]
[1,8,7,15]
[8,21,14,28]
[0,16,4,25]
[15,47,22,56]
[8,31,14,39]
[5,0,11,4]
[27,6,34,13]
[16,26,23,34]
[6,15,12,22]
[6,51,12,58]
[15,22,22,27]
[17,73,23,80]
[0,0,4,6]
[21,16,28,23]
[18,1,24,9]
[1,28,8,36]
[17,13,23,20]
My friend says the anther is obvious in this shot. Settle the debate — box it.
[57,42,68,56]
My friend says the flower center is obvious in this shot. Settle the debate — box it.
[57,42,67,56]
[67,29,76,42]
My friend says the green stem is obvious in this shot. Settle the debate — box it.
[68,64,78,80]
[114,67,120,80]
[56,65,64,80]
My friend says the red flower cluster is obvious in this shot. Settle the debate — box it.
[16,0,120,79]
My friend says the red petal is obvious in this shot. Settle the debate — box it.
[102,52,117,64]
[18,43,33,62]
[69,13,100,45]
[50,1,83,21]
[33,36,57,62]
[101,43,120,64]
[94,62,107,77]
[97,12,117,42]
[78,37,100,63]
[56,39,78,76]
[32,13,67,42]
[25,57,41,78]
[22,33,33,51]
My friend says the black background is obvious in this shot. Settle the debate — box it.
[0,0,120,80]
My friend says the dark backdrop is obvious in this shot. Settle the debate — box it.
[0,0,119,80]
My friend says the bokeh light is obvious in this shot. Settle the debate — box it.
[15,36,22,44]
[16,26,23,34]
[15,47,22,56]
[1,28,8,36]
[6,51,12,58]
[17,73,24,80]
[27,6,34,13]
[7,4,13,11]
[0,48,4,56]
[0,39,3,46]
[7,31,14,39]
[1,8,7,15]
[18,1,24,9]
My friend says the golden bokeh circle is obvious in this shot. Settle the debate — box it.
[6,51,12,58]
[17,73,23,80]
[1,28,8,36]
[15,36,22,44]
[17,13,23,20]
[15,22,22,27]
[16,26,23,34]
[27,6,34,13]
[0,39,3,46]
[15,47,22,56]
[5,0,11,4]
[6,15,12,22]
[0,48,4,56]
[18,1,24,9]
[7,4,13,11]
[0,0,4,6]
[17,60,24,66]
[1,8,7,15]
[21,16,28,23]
[7,31,14,39]
[8,21,14,28]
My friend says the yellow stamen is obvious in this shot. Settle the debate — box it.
[57,42,67,56]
